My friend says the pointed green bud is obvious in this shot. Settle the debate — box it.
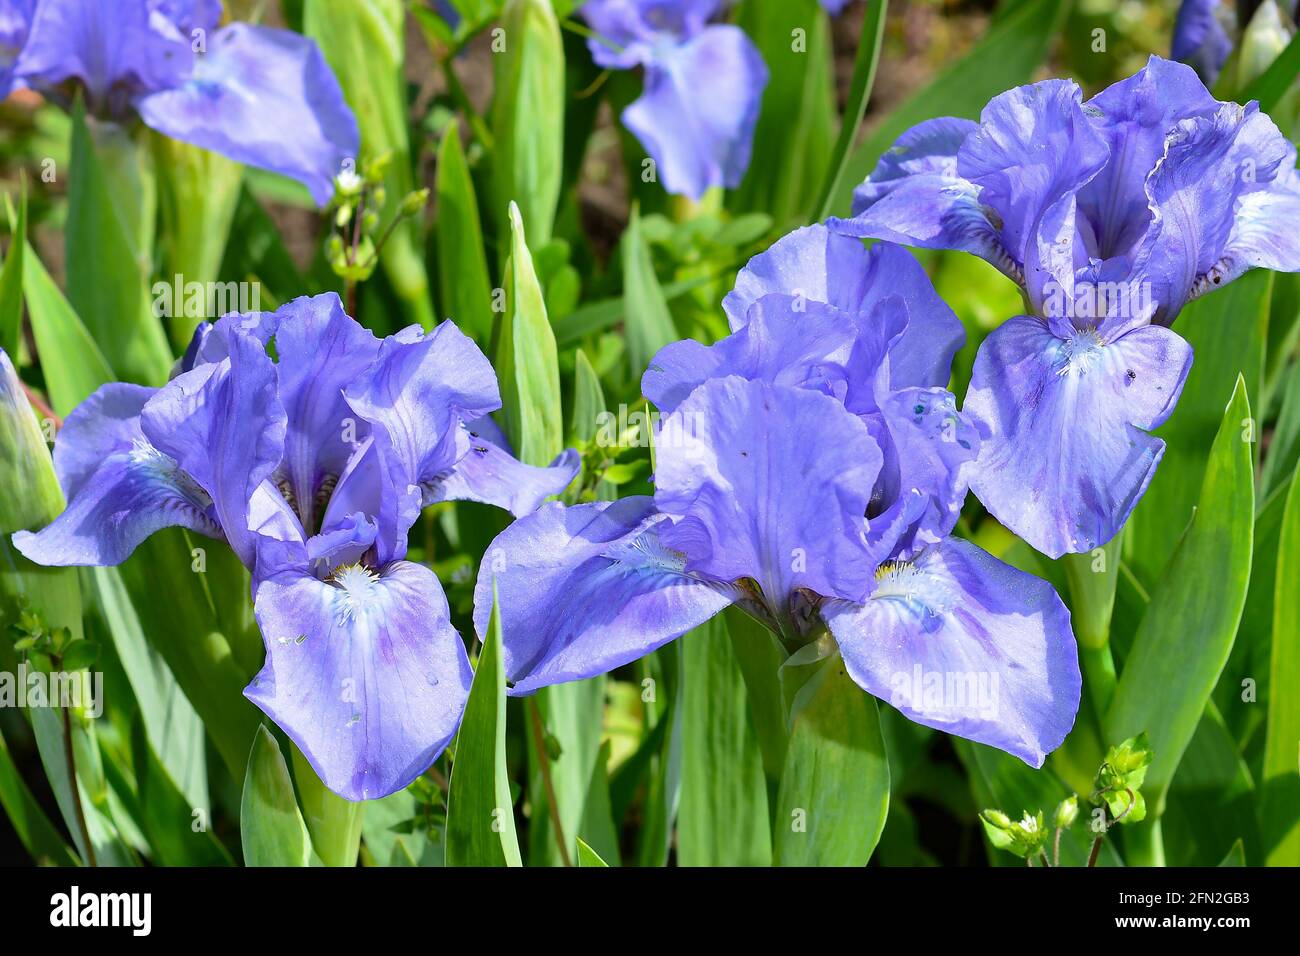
[1237,1,1294,89]
[1053,795,1079,829]
[399,188,430,218]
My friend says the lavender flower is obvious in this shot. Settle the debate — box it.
[2,0,357,205]
[581,0,769,200]
[476,227,1080,768]
[13,294,579,800]
[830,56,1300,558]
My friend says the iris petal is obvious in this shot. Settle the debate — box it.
[12,383,220,566]
[964,315,1193,558]
[136,23,359,205]
[247,560,472,801]
[824,536,1080,768]
[472,497,735,694]
[653,377,883,614]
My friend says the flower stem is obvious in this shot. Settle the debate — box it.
[61,705,96,867]
[527,697,573,867]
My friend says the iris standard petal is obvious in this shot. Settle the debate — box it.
[1139,102,1297,318]
[270,294,380,533]
[876,386,979,552]
[11,383,220,566]
[964,316,1193,558]
[643,296,862,414]
[140,327,286,569]
[246,560,472,801]
[581,0,720,69]
[654,377,883,610]
[135,22,359,206]
[1077,57,1217,266]
[472,497,735,694]
[956,79,1109,320]
[621,24,768,200]
[14,0,190,110]
[824,536,1079,768]
[1215,161,1300,286]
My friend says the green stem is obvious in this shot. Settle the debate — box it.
[1079,643,1118,724]
[291,746,363,867]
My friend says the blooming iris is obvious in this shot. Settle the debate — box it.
[581,0,769,200]
[13,294,579,800]
[1173,0,1297,88]
[1,0,357,205]
[475,226,1080,767]
[830,56,1300,558]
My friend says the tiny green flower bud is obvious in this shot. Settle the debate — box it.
[1054,794,1079,829]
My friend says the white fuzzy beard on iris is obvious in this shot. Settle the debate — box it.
[872,559,954,633]
[330,562,383,625]
[1055,328,1107,377]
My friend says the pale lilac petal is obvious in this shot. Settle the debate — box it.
[654,377,883,611]
[140,328,286,569]
[964,316,1193,558]
[622,24,768,199]
[472,498,735,694]
[11,383,220,566]
[824,536,1079,768]
[136,23,359,205]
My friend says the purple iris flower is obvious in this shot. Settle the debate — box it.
[2,0,357,205]
[13,294,579,800]
[475,226,1080,768]
[581,0,769,200]
[830,56,1300,559]
[1173,0,1300,88]
[1172,0,1234,86]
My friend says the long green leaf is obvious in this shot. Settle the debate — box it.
[492,0,565,249]
[621,203,678,378]
[814,0,887,221]
[1261,462,1300,864]
[732,0,835,225]
[21,238,114,417]
[434,124,495,344]
[678,616,771,866]
[497,201,564,466]
[240,726,312,867]
[0,723,78,866]
[0,183,25,360]
[773,655,889,866]
[1106,377,1255,835]
[445,585,522,866]
[66,100,171,385]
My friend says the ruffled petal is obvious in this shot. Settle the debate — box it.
[472,498,735,694]
[828,118,1015,278]
[135,23,359,206]
[342,320,501,555]
[140,327,286,569]
[642,296,866,415]
[824,536,1080,767]
[11,383,220,566]
[721,227,964,390]
[653,377,883,613]
[874,386,979,553]
[1077,56,1217,267]
[621,24,768,199]
[964,316,1193,558]
[1138,101,1294,320]
[956,79,1110,320]
[1214,161,1300,285]
[246,560,472,801]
